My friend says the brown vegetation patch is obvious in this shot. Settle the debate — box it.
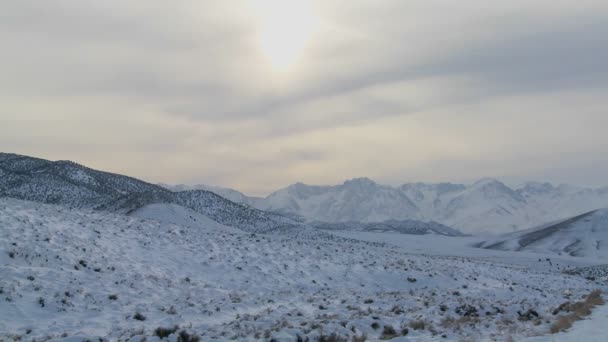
[550,290,604,334]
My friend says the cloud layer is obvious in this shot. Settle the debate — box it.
[2,0,608,195]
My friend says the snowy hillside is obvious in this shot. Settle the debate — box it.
[0,153,164,209]
[477,209,608,259]
[0,153,327,238]
[159,183,261,207]
[100,190,329,238]
[1,198,604,341]
[517,182,608,224]
[131,203,242,234]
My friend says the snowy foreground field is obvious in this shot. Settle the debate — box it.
[1,198,606,341]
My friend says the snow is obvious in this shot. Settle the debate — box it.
[204,177,608,235]
[3,153,608,341]
[0,153,329,239]
[522,303,608,342]
[478,209,608,259]
[159,184,262,207]
[65,168,99,187]
[311,219,465,237]
[131,203,241,234]
[330,231,601,272]
[1,198,606,341]
[0,153,166,210]
[5,152,608,237]
[259,178,421,223]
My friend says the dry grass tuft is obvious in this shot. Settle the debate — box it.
[409,319,427,331]
[379,325,398,340]
[550,315,575,334]
[352,334,367,342]
[550,289,604,334]
[586,289,604,306]
[440,316,480,331]
[318,333,347,342]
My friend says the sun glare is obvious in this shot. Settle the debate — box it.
[250,0,318,71]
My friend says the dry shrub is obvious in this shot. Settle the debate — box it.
[550,289,603,334]
[352,334,367,342]
[550,315,577,334]
[154,326,179,338]
[587,289,604,306]
[569,301,592,316]
[499,317,514,326]
[409,319,426,331]
[440,316,480,331]
[318,333,347,342]
[379,325,398,340]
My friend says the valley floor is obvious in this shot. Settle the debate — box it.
[0,198,606,342]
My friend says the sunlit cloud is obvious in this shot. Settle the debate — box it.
[1,0,608,195]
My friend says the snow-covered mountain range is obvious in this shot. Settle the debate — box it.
[477,209,608,258]
[1,153,463,238]
[4,152,607,235]
[166,178,608,234]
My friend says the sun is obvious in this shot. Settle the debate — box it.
[249,0,319,71]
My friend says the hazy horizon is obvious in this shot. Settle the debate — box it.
[2,1,608,195]
[5,150,608,198]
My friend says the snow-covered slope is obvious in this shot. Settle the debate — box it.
[478,209,608,259]
[1,198,603,341]
[435,178,531,233]
[522,303,608,342]
[0,153,327,238]
[0,153,164,209]
[131,203,241,234]
[159,183,261,207]
[517,182,608,224]
[258,178,421,222]
[99,190,329,238]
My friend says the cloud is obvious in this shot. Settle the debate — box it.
[1,0,607,195]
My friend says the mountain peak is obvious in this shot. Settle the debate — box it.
[287,181,312,191]
[518,181,556,195]
[466,178,526,203]
[343,177,377,187]
[472,178,504,187]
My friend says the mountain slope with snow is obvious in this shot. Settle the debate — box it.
[258,178,421,222]
[435,178,531,233]
[477,209,608,259]
[0,153,164,209]
[0,153,327,238]
[1,198,603,341]
[130,203,241,234]
[159,183,261,207]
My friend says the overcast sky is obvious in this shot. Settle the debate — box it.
[1,0,608,195]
